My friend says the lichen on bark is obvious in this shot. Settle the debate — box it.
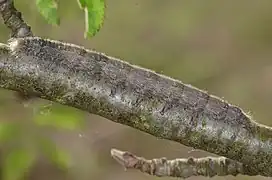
[0,37,270,176]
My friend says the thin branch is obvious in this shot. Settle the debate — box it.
[0,0,32,37]
[0,37,271,176]
[110,148,258,178]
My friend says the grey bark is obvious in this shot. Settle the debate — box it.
[111,149,259,178]
[0,0,33,101]
[0,0,32,37]
[0,37,270,177]
[0,0,271,178]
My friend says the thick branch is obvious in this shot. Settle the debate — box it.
[111,149,258,178]
[0,0,34,101]
[0,37,271,176]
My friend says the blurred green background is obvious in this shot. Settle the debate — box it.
[0,0,271,179]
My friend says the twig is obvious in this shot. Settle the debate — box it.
[0,37,270,176]
[0,0,32,37]
[110,148,258,178]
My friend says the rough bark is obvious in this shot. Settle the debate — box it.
[0,0,271,177]
[0,0,34,101]
[0,37,270,177]
[111,149,259,178]
[0,0,32,37]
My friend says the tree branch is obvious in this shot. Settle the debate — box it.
[110,148,258,178]
[0,0,32,37]
[0,37,270,177]
[0,0,34,101]
[0,0,271,177]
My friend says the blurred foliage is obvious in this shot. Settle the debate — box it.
[0,123,20,143]
[0,101,84,180]
[2,147,35,180]
[33,103,85,130]
[38,137,71,170]
[0,0,271,180]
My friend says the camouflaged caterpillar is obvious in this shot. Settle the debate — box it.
[110,148,256,178]
[6,37,272,177]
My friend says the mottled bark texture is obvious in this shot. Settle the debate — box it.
[111,149,258,178]
[0,0,32,37]
[0,0,34,102]
[0,37,270,177]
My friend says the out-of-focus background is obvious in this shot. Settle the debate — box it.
[0,0,271,180]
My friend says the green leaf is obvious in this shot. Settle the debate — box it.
[3,148,36,180]
[36,0,60,25]
[77,0,86,9]
[39,138,71,169]
[33,104,85,130]
[0,122,20,143]
[81,0,105,38]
